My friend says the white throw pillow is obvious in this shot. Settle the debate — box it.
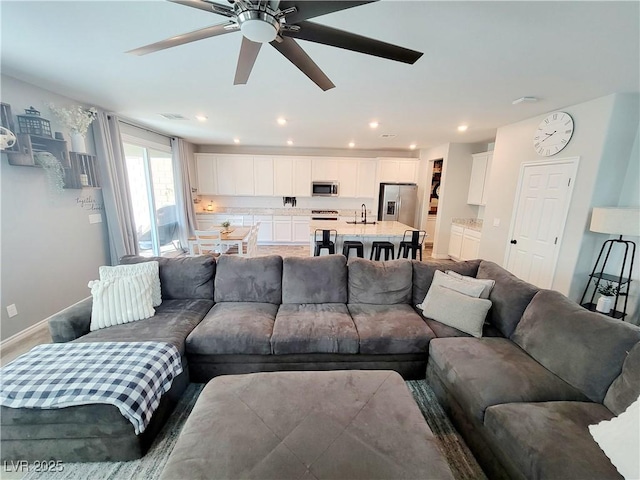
[417,270,485,311]
[446,270,496,299]
[419,284,492,337]
[100,261,161,307]
[589,396,640,480]
[89,274,155,331]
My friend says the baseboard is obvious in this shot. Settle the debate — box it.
[1,317,50,363]
[432,253,452,260]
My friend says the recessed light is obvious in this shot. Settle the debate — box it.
[348,141,355,148]
[277,117,287,126]
[287,139,293,145]
[369,121,379,129]
[195,115,208,122]
[233,138,240,144]
[409,144,417,150]
[457,125,468,132]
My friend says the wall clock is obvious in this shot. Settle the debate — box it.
[533,111,574,157]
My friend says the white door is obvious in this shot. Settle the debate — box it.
[506,158,578,288]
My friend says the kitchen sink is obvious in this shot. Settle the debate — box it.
[346,221,377,225]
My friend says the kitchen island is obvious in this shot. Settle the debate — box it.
[309,220,416,259]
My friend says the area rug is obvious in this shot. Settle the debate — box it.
[24,380,486,480]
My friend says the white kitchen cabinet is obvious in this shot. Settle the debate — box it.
[273,158,293,196]
[292,216,311,242]
[195,154,217,195]
[468,152,493,205]
[448,224,464,260]
[377,158,418,183]
[234,156,254,195]
[254,215,273,243]
[338,160,358,197]
[312,158,341,181]
[461,228,481,260]
[273,215,293,242]
[242,215,254,226]
[216,156,236,196]
[253,157,274,196]
[196,214,216,230]
[292,158,311,197]
[356,160,377,198]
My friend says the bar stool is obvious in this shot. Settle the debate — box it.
[342,240,364,259]
[314,229,337,256]
[370,241,395,261]
[397,230,427,260]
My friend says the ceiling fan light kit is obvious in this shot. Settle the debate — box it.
[129,0,423,91]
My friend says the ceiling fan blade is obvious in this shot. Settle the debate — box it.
[278,1,376,24]
[234,37,262,85]
[169,0,235,17]
[270,37,335,91]
[127,21,237,56]
[283,21,423,64]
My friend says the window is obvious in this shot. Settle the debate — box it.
[123,142,179,257]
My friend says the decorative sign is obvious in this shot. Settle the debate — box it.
[76,194,103,212]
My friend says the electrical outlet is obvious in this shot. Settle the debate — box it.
[493,218,501,227]
[6,304,18,318]
[89,214,102,224]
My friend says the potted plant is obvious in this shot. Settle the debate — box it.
[221,221,231,232]
[594,280,619,314]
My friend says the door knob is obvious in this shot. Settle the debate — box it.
[510,239,517,244]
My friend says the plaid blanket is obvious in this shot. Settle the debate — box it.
[0,341,183,434]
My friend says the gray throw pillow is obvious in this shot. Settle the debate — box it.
[446,270,495,299]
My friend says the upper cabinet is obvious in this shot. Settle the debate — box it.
[253,157,274,196]
[377,158,418,183]
[274,157,311,197]
[311,157,376,198]
[467,152,493,205]
[195,154,218,195]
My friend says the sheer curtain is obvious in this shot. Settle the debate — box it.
[92,111,138,264]
[171,137,197,250]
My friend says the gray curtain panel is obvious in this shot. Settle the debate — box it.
[92,111,138,264]
[171,137,197,251]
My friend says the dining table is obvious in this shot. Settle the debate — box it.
[188,226,252,256]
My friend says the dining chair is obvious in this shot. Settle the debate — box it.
[194,229,224,256]
[397,230,427,260]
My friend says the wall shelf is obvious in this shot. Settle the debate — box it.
[64,152,100,189]
[6,133,69,168]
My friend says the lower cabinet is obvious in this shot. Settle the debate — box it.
[461,228,481,260]
[449,224,482,261]
[292,217,310,243]
[448,225,464,260]
[254,215,273,243]
[273,216,293,242]
[425,215,436,245]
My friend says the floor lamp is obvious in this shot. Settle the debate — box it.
[580,207,640,319]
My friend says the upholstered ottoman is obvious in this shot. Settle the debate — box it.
[161,370,454,479]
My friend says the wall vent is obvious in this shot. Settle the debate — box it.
[159,113,188,120]
[380,133,397,138]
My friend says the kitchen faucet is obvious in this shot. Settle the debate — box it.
[361,204,367,224]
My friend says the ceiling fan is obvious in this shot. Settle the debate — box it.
[127,0,423,91]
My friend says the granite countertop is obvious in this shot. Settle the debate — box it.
[309,220,415,236]
[452,218,483,232]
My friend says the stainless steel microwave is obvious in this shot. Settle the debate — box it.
[312,181,339,197]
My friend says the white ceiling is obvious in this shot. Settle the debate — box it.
[2,1,639,151]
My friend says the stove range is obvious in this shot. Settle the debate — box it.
[311,209,339,221]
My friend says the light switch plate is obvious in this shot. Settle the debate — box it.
[6,304,18,318]
[89,214,102,224]
[493,218,500,227]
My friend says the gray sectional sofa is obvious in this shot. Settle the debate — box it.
[22,253,639,479]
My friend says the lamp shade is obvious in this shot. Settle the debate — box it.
[590,208,640,236]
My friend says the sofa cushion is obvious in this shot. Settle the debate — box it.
[271,304,358,354]
[418,284,492,338]
[347,258,412,304]
[605,342,640,415]
[282,256,347,304]
[512,289,640,403]
[476,260,539,338]
[347,304,434,354]
[484,402,620,480]
[412,259,481,306]
[74,299,213,355]
[186,302,278,355]
[428,337,588,422]
[120,255,215,301]
[214,255,282,304]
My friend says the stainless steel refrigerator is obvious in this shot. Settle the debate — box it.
[377,183,418,227]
